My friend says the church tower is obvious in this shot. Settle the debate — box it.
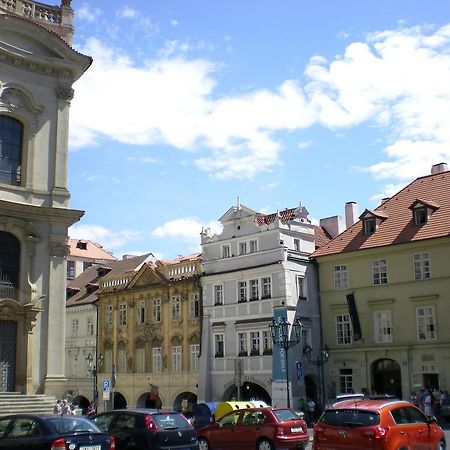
[0,0,91,396]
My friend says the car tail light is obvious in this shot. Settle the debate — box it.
[371,426,390,439]
[50,438,66,450]
[109,436,116,450]
[144,415,158,431]
[275,426,286,437]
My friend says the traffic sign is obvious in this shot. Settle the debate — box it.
[102,379,110,400]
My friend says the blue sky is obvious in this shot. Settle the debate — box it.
[68,0,450,259]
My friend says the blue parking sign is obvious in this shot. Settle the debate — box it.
[296,361,303,381]
[102,380,110,400]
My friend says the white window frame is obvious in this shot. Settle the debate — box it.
[250,331,261,355]
[263,330,272,353]
[118,303,127,326]
[336,313,352,345]
[105,305,113,327]
[214,284,224,305]
[250,279,259,300]
[71,319,79,337]
[222,244,231,258]
[297,276,307,300]
[172,345,182,372]
[262,277,271,299]
[118,347,127,373]
[67,260,75,280]
[414,253,431,280]
[294,238,301,252]
[238,281,247,303]
[372,258,388,285]
[249,239,258,253]
[416,306,436,341]
[413,207,428,225]
[190,344,199,371]
[153,298,161,323]
[334,265,348,289]
[136,300,146,325]
[190,293,200,318]
[86,317,94,336]
[214,333,224,357]
[238,332,248,355]
[239,241,248,255]
[339,368,354,393]
[374,310,393,343]
[172,295,181,321]
[136,347,145,373]
[152,347,163,373]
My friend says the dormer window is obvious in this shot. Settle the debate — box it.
[414,207,428,225]
[363,217,376,235]
[76,241,87,250]
[409,199,440,226]
[359,209,388,235]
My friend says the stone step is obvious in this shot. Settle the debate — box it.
[0,393,57,416]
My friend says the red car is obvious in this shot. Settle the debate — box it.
[313,398,445,450]
[197,407,309,450]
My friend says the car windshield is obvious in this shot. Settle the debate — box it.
[320,409,380,427]
[153,413,191,430]
[272,409,300,422]
[47,417,101,434]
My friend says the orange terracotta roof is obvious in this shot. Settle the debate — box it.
[312,170,450,258]
[68,238,117,261]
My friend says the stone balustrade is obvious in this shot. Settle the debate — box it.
[0,0,63,25]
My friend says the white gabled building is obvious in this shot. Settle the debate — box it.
[198,202,330,408]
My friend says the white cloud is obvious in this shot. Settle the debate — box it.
[76,5,101,23]
[117,6,138,19]
[152,218,222,245]
[69,224,144,250]
[71,23,450,185]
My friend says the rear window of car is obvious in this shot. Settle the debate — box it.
[319,409,380,427]
[153,413,191,430]
[47,417,100,434]
[272,409,300,422]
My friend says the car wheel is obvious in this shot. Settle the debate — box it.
[437,439,446,450]
[198,437,210,450]
[256,438,274,450]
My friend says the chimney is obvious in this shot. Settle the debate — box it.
[431,162,449,175]
[319,216,345,239]
[345,201,359,228]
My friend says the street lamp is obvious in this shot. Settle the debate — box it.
[303,344,329,408]
[269,316,303,408]
[86,353,104,411]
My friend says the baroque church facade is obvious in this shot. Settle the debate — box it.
[0,1,90,396]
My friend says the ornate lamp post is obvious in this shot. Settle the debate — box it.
[86,353,104,411]
[303,344,329,409]
[269,316,303,408]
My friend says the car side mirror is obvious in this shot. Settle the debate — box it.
[427,415,438,424]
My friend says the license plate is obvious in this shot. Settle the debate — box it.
[80,446,101,450]
[291,427,303,432]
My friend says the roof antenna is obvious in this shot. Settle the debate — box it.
[237,196,241,210]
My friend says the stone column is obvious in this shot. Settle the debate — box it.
[44,241,68,397]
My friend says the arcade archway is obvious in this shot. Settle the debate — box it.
[113,392,127,409]
[371,358,402,398]
[222,381,271,404]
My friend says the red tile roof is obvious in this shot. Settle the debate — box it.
[312,170,450,258]
[68,239,117,261]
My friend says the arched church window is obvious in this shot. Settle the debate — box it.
[0,232,20,300]
[0,116,23,186]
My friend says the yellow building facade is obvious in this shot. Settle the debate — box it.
[312,164,450,401]
[96,254,201,412]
